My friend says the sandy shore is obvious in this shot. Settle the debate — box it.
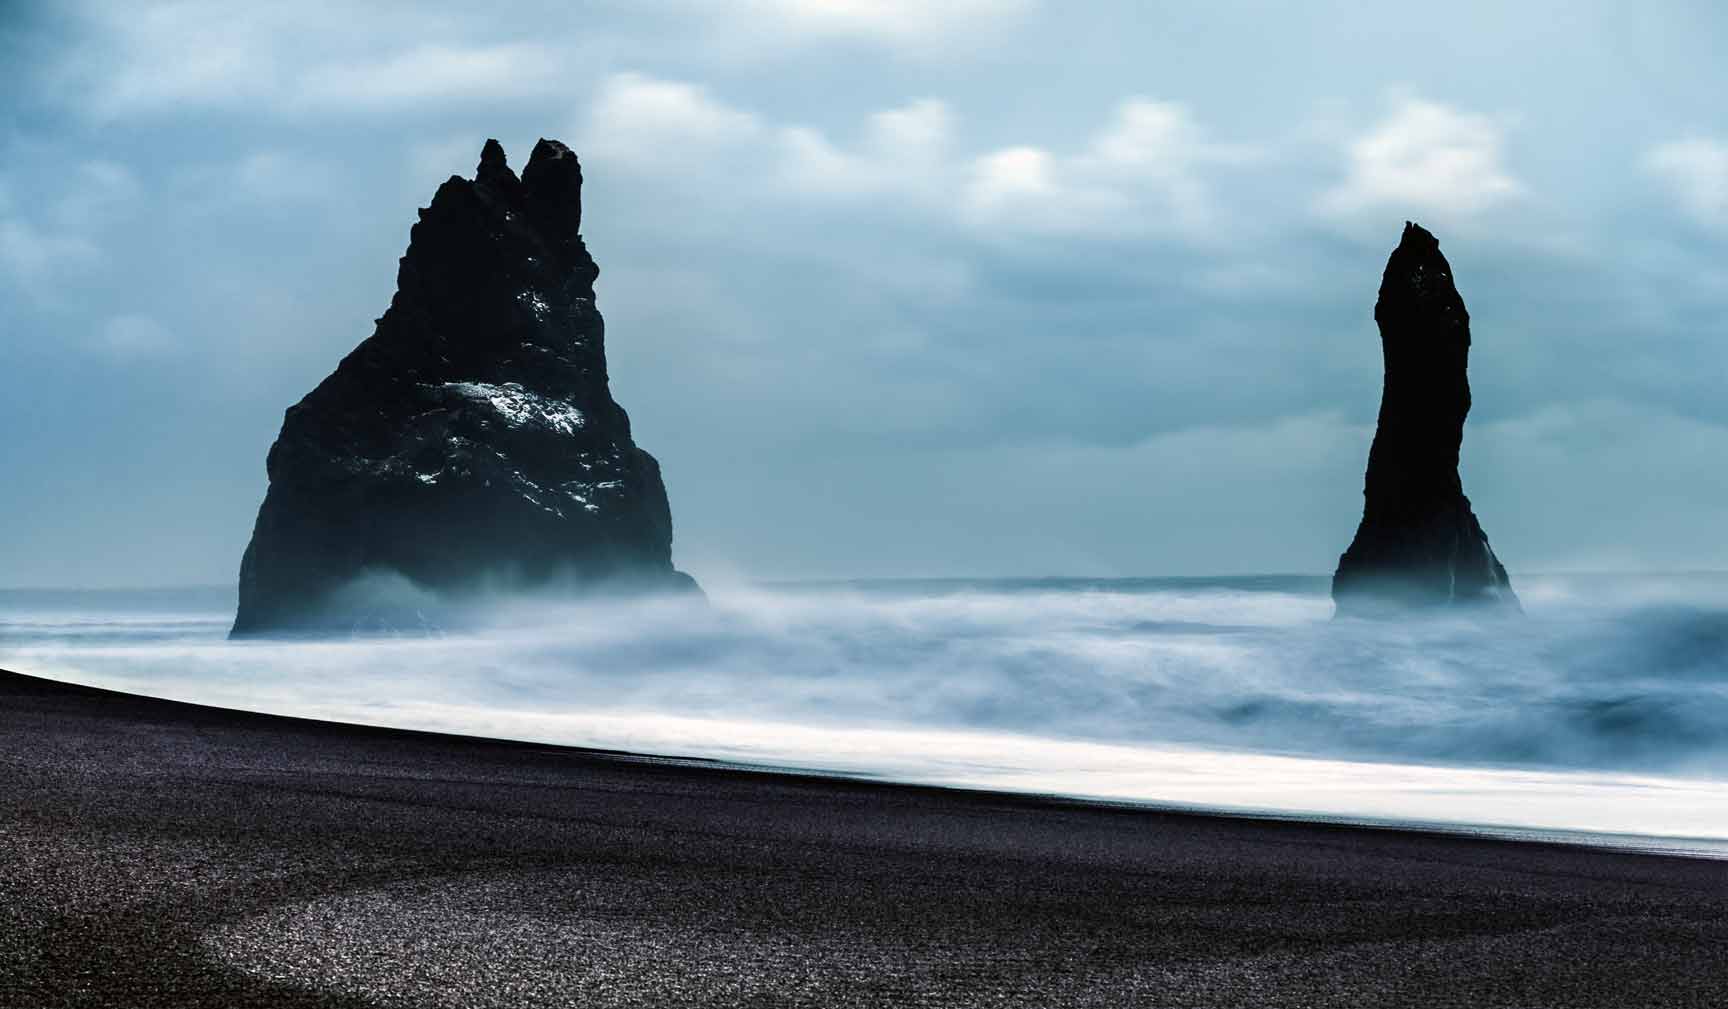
[3,667,1726,1008]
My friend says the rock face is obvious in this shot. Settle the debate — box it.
[1333,222,1518,615]
[232,139,697,636]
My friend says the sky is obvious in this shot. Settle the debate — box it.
[1,0,1725,588]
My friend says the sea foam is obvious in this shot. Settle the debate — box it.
[5,574,1727,844]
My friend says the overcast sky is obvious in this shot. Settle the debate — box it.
[1,0,1725,588]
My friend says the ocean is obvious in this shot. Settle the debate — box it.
[4,574,1727,852]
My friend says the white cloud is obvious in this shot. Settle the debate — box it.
[1644,137,1728,227]
[778,99,953,197]
[737,0,1033,42]
[963,146,1131,231]
[1083,99,1233,175]
[64,0,287,117]
[578,77,1246,241]
[961,98,1250,236]
[62,2,579,118]
[1319,96,1521,219]
[579,78,1249,238]
[60,0,1031,121]
[582,73,763,168]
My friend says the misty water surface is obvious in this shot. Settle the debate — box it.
[4,574,1727,843]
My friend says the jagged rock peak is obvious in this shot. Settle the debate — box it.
[1378,221,1469,342]
[528,136,577,168]
[1332,221,1518,617]
[475,137,519,191]
[522,138,583,234]
[231,137,696,636]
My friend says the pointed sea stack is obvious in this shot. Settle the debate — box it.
[1332,222,1518,616]
[232,139,698,635]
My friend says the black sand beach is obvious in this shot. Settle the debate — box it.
[3,667,1726,1008]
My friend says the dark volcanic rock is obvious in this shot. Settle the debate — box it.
[233,139,697,636]
[1333,222,1518,616]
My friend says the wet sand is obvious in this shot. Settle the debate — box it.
[3,666,1726,1008]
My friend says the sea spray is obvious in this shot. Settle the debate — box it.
[5,575,1727,837]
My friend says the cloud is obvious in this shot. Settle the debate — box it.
[0,162,132,290]
[55,0,1033,124]
[778,99,954,197]
[582,77,1247,240]
[1319,96,1521,220]
[94,314,181,359]
[59,2,579,118]
[960,98,1251,237]
[50,161,140,230]
[231,151,345,204]
[293,43,564,109]
[62,0,287,116]
[963,146,1131,231]
[1644,137,1728,228]
[736,0,1034,43]
[0,219,99,288]
[582,73,764,168]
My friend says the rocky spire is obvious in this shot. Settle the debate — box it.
[474,137,520,194]
[1332,222,1518,615]
[232,139,696,635]
[522,138,583,233]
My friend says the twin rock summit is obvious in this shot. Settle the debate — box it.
[232,139,695,635]
[232,139,1516,635]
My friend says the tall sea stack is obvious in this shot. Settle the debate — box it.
[1332,222,1517,615]
[232,139,697,636]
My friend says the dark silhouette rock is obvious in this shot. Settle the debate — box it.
[232,139,697,636]
[1333,222,1518,616]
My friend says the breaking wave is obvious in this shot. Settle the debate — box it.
[5,574,1728,840]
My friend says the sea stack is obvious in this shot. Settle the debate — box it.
[232,139,697,636]
[1332,222,1518,616]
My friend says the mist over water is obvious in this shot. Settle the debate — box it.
[5,575,1728,845]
